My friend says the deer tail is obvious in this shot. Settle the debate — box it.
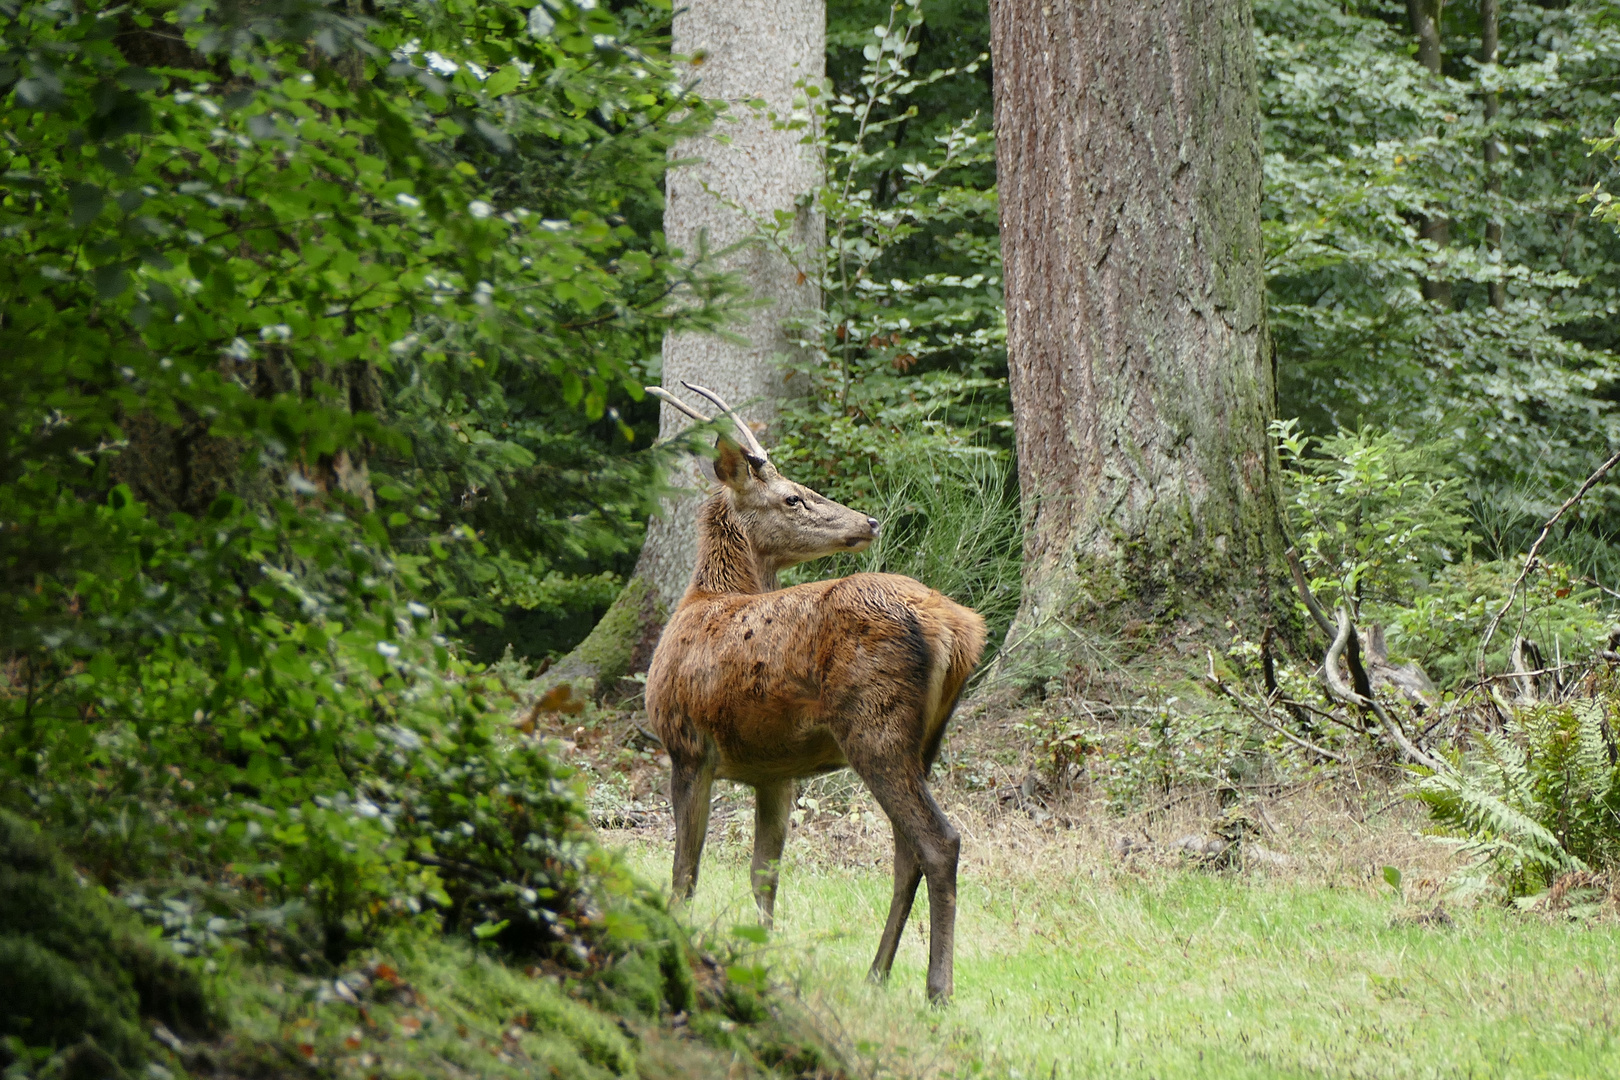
[920,605,988,769]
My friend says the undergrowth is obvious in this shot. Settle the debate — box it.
[1419,677,1620,898]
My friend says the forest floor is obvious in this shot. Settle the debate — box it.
[560,700,1620,1079]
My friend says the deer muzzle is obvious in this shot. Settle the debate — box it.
[845,516,880,549]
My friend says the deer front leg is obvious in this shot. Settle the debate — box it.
[669,747,717,902]
[749,779,795,927]
[868,832,923,983]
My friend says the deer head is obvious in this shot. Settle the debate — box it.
[649,383,880,576]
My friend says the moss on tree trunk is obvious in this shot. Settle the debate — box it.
[538,574,666,702]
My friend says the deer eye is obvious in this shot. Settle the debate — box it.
[784,495,802,508]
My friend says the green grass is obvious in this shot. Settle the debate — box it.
[617,838,1620,1079]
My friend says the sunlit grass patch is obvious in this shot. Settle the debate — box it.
[617,834,1620,1078]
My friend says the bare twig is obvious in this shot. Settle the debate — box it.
[1478,448,1620,677]
[1206,654,1350,763]
[1276,694,1366,733]
[1581,575,1620,602]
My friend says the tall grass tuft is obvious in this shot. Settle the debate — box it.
[785,448,1021,656]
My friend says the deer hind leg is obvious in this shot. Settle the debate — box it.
[868,832,923,984]
[669,742,718,902]
[852,759,960,1003]
[749,779,795,928]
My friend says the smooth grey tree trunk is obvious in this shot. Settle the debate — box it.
[987,0,1291,681]
[546,0,824,698]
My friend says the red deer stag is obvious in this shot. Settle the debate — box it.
[644,383,986,1003]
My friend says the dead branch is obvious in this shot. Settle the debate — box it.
[1322,607,1358,703]
[1262,626,1319,733]
[1478,448,1620,677]
[1324,607,1444,771]
[1342,616,1376,704]
[1206,654,1350,763]
[1277,694,1367,733]
[1286,547,1335,638]
[1510,636,1544,703]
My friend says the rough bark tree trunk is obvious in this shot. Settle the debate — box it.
[1481,0,1506,309]
[1407,0,1445,74]
[546,0,824,699]
[987,0,1292,682]
[1407,0,1453,308]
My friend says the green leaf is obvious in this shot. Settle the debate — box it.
[69,183,105,227]
[731,924,769,945]
[93,262,130,300]
[485,65,522,98]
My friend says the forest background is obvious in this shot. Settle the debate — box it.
[5,0,1620,1076]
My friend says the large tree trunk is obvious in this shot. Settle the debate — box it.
[548,0,824,699]
[987,0,1291,681]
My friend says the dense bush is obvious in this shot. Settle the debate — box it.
[1258,0,1620,573]
[1278,422,1613,687]
[0,0,731,982]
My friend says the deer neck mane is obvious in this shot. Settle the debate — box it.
[689,492,775,596]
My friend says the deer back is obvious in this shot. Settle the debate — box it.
[645,441,984,780]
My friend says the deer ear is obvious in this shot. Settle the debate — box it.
[714,436,750,488]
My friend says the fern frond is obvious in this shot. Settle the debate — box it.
[1418,769,1580,877]
[1573,701,1617,803]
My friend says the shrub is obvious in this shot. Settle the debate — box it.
[1276,420,1613,687]
[1275,419,1472,615]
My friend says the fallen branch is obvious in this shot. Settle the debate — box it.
[1478,448,1620,678]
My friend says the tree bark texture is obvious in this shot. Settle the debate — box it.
[637,0,824,612]
[550,0,823,698]
[1406,0,1444,75]
[1407,0,1452,308]
[988,0,1290,670]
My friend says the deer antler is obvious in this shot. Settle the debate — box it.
[645,386,712,424]
[681,382,770,464]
